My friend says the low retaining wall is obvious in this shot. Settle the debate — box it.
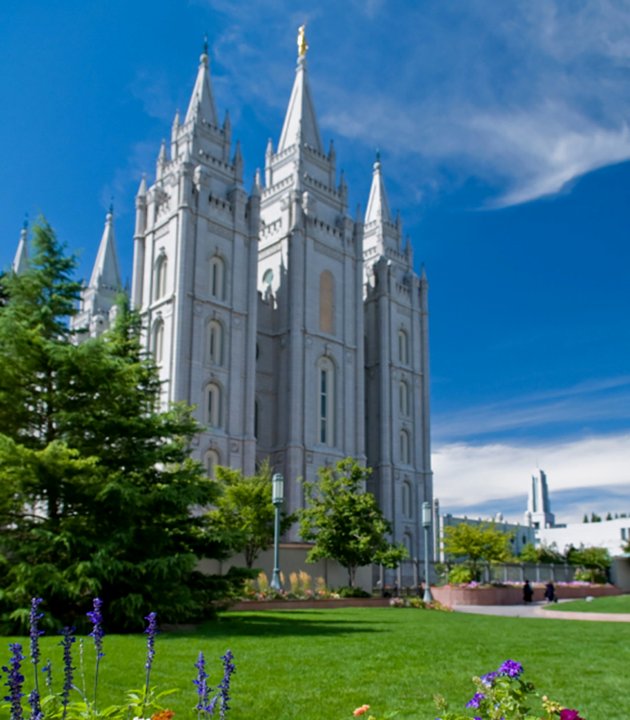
[431,584,622,607]
[230,597,391,611]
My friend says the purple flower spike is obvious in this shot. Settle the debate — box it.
[86,598,105,659]
[144,612,158,672]
[59,627,76,720]
[29,599,44,667]
[194,651,211,714]
[465,692,485,709]
[218,650,235,720]
[3,643,25,720]
[498,659,524,678]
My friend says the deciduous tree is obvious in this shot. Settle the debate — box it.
[443,522,512,582]
[299,458,407,587]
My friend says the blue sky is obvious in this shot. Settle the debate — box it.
[2,0,629,524]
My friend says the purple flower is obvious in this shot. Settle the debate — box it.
[498,659,524,678]
[29,599,44,667]
[59,627,76,719]
[3,642,26,720]
[465,692,485,709]
[86,598,104,660]
[194,651,211,714]
[41,660,52,690]
[480,671,498,687]
[218,650,235,720]
[144,612,158,672]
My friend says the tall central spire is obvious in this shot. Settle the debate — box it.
[184,42,218,127]
[277,25,323,154]
[365,153,392,225]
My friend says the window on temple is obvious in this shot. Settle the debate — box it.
[152,318,164,364]
[154,254,168,300]
[319,270,335,334]
[400,428,410,464]
[398,328,409,364]
[318,358,335,446]
[207,382,222,428]
[208,320,223,366]
[210,256,225,300]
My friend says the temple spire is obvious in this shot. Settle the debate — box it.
[364,153,392,225]
[89,206,122,292]
[184,40,218,127]
[277,25,322,153]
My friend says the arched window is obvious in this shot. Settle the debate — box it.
[210,256,225,300]
[402,480,412,519]
[205,449,220,478]
[403,532,413,557]
[400,428,410,464]
[152,318,164,364]
[318,357,335,446]
[399,380,409,417]
[254,400,259,439]
[398,329,409,364]
[207,382,222,428]
[208,320,223,366]
[319,270,335,334]
[154,254,168,300]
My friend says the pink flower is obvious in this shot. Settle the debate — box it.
[353,704,370,716]
[560,710,584,720]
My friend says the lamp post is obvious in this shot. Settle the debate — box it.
[422,501,434,603]
[270,472,284,591]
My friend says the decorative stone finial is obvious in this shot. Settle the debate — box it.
[200,35,209,66]
[297,24,308,59]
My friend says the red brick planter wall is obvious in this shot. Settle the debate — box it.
[431,584,622,607]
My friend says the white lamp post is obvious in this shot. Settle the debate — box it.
[270,472,284,591]
[422,501,434,603]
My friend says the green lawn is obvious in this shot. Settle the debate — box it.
[3,608,628,720]
[542,593,630,613]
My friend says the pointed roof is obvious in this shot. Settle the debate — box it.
[89,208,122,291]
[365,154,392,225]
[277,28,323,154]
[13,223,29,274]
[184,47,218,127]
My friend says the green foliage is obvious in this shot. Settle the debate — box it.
[519,543,565,564]
[299,458,407,586]
[566,545,611,584]
[335,586,371,598]
[0,220,238,632]
[443,523,512,582]
[207,460,295,568]
[448,565,473,584]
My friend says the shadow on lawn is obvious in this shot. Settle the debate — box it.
[161,612,387,639]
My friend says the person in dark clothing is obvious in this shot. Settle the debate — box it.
[523,579,534,603]
[544,581,556,603]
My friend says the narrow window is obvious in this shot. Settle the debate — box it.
[400,429,410,464]
[205,449,220,478]
[319,270,335,334]
[152,319,164,364]
[318,358,335,446]
[208,320,223,366]
[154,255,168,300]
[402,481,412,519]
[398,329,409,364]
[207,383,222,428]
[210,257,225,300]
[399,380,409,417]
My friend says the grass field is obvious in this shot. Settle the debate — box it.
[3,608,628,720]
[542,594,630,614]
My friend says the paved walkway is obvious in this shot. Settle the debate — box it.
[453,600,630,622]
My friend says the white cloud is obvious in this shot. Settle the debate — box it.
[432,433,630,524]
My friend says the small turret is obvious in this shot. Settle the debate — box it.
[233,140,243,184]
[157,139,168,177]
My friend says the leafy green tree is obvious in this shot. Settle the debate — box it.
[519,542,565,564]
[207,460,295,568]
[299,458,407,587]
[0,220,236,631]
[443,522,512,582]
[566,545,611,583]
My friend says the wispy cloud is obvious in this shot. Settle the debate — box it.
[432,432,630,524]
[433,376,630,442]
[199,0,630,207]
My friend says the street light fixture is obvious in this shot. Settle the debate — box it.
[422,501,434,603]
[270,472,284,591]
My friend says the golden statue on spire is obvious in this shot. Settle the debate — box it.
[297,24,308,58]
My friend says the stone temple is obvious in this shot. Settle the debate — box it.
[38,29,434,562]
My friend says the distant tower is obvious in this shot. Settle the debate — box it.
[525,469,555,529]
[72,207,123,338]
[13,221,29,274]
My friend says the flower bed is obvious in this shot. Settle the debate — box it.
[230,597,391,611]
[431,582,622,607]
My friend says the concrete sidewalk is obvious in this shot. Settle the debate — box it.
[453,600,630,622]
